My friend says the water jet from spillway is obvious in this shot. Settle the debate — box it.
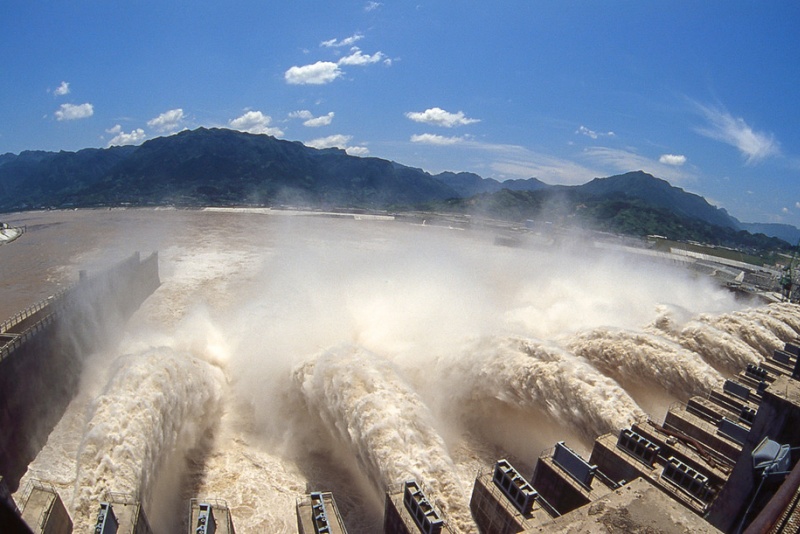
[567,328,724,401]
[72,347,224,530]
[293,344,476,533]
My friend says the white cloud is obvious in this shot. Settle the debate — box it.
[694,103,780,164]
[285,43,389,85]
[576,125,614,139]
[228,111,284,136]
[364,2,382,11]
[54,102,93,121]
[305,134,368,155]
[290,110,334,127]
[285,61,342,85]
[106,125,145,147]
[305,112,335,127]
[306,134,353,149]
[783,207,790,214]
[53,81,70,96]
[659,154,687,166]
[338,47,384,66]
[795,202,800,210]
[405,107,480,128]
[410,133,465,145]
[321,33,364,48]
[147,108,185,133]
[346,146,370,156]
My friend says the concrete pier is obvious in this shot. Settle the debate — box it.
[296,492,346,534]
[93,494,152,534]
[383,481,453,534]
[18,481,72,534]
[189,499,237,534]
[469,460,557,534]
[530,441,616,516]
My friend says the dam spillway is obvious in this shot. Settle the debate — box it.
[3,209,800,532]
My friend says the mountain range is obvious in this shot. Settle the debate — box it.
[0,127,796,248]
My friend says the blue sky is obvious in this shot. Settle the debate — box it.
[2,1,800,226]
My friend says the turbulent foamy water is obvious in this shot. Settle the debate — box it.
[3,209,798,533]
[449,337,646,443]
[567,328,725,399]
[295,345,474,533]
[72,348,224,529]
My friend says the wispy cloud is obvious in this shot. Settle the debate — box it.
[55,102,93,121]
[659,153,687,166]
[106,125,145,147]
[409,135,599,184]
[321,33,364,48]
[364,2,382,12]
[147,108,184,133]
[306,134,369,155]
[694,102,780,164]
[476,143,599,184]
[576,125,614,139]
[410,133,465,145]
[289,110,314,120]
[228,111,284,136]
[338,47,385,66]
[53,81,70,96]
[405,107,480,128]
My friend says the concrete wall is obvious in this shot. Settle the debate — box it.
[0,252,160,490]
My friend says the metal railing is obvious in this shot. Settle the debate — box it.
[0,310,59,363]
[0,287,70,335]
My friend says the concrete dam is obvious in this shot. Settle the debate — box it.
[4,209,800,532]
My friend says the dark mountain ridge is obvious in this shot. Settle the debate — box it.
[0,128,458,210]
[572,171,741,230]
[0,127,795,248]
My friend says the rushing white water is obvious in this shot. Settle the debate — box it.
[7,209,800,533]
[647,305,761,374]
[675,321,761,374]
[567,328,725,400]
[700,311,784,358]
[448,337,645,444]
[745,306,800,342]
[72,348,224,530]
[294,345,476,533]
[762,302,800,336]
